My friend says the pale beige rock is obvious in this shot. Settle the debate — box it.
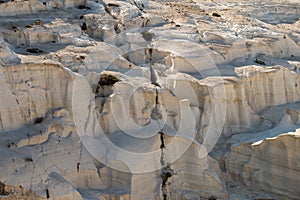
[225,129,300,199]
[0,0,46,17]
[0,0,300,199]
[0,38,20,65]
[0,63,74,131]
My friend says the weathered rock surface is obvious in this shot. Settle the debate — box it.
[0,0,300,199]
[224,104,300,199]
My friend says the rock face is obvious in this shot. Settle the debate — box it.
[225,131,300,200]
[0,0,46,17]
[0,63,74,131]
[224,104,300,200]
[0,0,300,199]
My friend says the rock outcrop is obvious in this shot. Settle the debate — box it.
[224,105,300,199]
[0,0,300,199]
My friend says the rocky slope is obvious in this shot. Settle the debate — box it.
[0,0,300,199]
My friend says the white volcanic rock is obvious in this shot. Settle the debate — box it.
[235,66,300,112]
[0,19,91,47]
[224,105,300,199]
[0,37,20,65]
[46,172,82,200]
[0,0,300,199]
[0,0,46,17]
[0,63,75,131]
[0,67,25,130]
[163,136,227,199]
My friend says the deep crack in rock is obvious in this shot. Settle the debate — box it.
[159,132,174,200]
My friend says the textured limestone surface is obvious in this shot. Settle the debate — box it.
[0,0,300,199]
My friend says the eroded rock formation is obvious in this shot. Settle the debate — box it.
[0,0,300,199]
